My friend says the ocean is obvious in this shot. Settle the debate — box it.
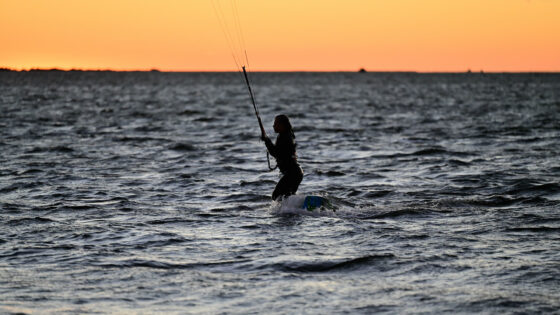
[1,71,559,314]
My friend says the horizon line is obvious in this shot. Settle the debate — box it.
[2,67,560,74]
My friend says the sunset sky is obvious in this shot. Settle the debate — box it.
[1,0,559,72]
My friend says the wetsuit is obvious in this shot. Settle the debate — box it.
[264,132,303,200]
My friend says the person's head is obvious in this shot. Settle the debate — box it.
[273,114,293,134]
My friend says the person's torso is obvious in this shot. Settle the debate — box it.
[275,133,300,174]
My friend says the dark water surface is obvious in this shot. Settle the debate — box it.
[1,72,559,314]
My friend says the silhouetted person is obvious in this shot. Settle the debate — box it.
[262,115,303,200]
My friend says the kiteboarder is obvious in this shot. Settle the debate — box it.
[262,115,303,200]
[210,3,305,202]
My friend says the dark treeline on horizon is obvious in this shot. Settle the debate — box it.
[0,67,162,73]
[1,67,559,74]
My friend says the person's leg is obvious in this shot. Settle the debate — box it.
[272,169,303,200]
[288,170,303,195]
[272,175,291,200]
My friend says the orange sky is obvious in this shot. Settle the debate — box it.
[1,0,559,71]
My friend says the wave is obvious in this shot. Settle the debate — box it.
[18,168,44,175]
[364,208,433,219]
[218,193,268,203]
[362,190,393,198]
[504,181,560,196]
[240,179,276,186]
[194,116,218,122]
[146,217,198,225]
[515,213,560,224]
[465,297,532,310]
[26,145,74,153]
[261,254,395,273]
[178,109,202,115]
[168,142,197,151]
[113,136,170,143]
[7,217,56,225]
[96,258,250,270]
[463,195,550,207]
[0,181,47,193]
[315,170,346,177]
[132,237,190,249]
[373,147,473,159]
[447,159,472,166]
[0,202,22,211]
[505,226,560,233]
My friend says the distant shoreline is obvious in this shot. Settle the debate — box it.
[1,67,559,74]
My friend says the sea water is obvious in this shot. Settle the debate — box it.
[1,71,559,314]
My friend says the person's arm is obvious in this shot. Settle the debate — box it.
[263,136,278,158]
